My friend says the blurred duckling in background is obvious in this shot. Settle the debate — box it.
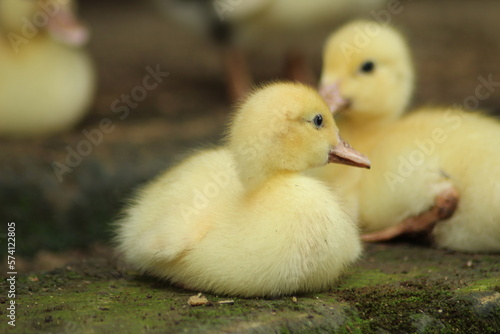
[0,0,95,138]
[115,82,370,297]
[316,21,500,252]
[155,0,386,101]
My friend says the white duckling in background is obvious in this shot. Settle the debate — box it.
[316,20,500,252]
[115,82,370,297]
[155,0,386,101]
[0,0,95,138]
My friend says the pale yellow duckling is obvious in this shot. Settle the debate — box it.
[316,20,500,252]
[0,0,95,137]
[115,82,370,297]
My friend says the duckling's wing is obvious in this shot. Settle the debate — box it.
[115,148,239,271]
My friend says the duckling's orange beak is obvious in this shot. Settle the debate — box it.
[328,136,371,169]
[318,83,350,115]
[47,2,89,46]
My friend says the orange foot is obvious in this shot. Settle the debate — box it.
[225,48,253,103]
[361,186,459,242]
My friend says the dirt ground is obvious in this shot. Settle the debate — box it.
[1,0,499,332]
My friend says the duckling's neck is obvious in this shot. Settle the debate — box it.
[233,154,296,193]
[237,165,277,192]
[337,110,397,127]
[336,112,395,150]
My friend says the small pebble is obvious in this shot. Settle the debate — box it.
[188,293,209,306]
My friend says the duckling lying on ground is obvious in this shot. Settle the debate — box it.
[316,21,500,252]
[115,82,370,297]
[0,0,95,138]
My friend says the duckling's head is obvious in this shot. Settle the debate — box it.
[227,82,370,186]
[319,20,414,123]
[0,0,88,46]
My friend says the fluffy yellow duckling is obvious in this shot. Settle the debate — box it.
[316,20,500,252]
[115,82,370,297]
[0,0,95,137]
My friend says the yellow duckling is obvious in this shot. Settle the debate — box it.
[115,82,370,297]
[316,20,500,252]
[0,0,95,137]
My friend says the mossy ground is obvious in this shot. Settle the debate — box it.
[2,243,498,333]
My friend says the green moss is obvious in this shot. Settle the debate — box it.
[457,278,500,293]
[332,279,499,333]
[337,269,405,288]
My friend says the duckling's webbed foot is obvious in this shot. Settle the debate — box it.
[434,186,459,219]
[361,186,459,242]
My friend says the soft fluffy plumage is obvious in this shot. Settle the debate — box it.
[0,0,94,137]
[115,82,370,297]
[316,20,500,252]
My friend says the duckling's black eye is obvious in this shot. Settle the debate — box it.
[360,60,375,74]
[313,114,323,128]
